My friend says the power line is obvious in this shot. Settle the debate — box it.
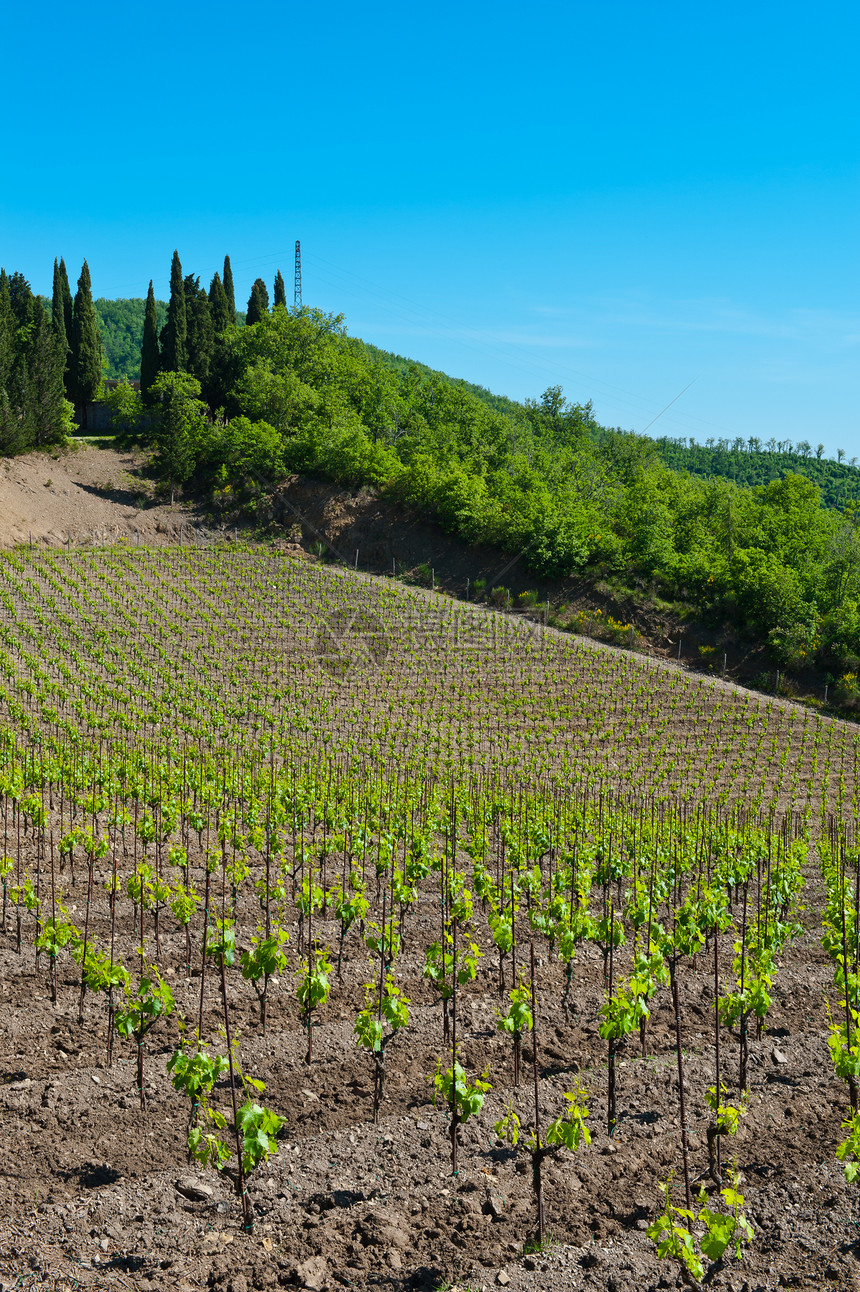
[640,378,699,434]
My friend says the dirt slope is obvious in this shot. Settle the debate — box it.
[0,444,198,547]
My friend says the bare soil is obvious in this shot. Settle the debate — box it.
[1,852,859,1292]
[0,445,203,548]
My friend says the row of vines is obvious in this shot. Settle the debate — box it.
[1,544,859,1285]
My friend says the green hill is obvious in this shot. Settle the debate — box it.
[95,298,247,379]
[650,434,860,511]
[353,339,527,420]
[83,291,860,683]
[95,298,166,380]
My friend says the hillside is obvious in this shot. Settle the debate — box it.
[650,433,860,510]
[354,338,528,420]
[9,262,860,687]
[92,295,859,514]
[0,443,202,545]
[0,539,857,1291]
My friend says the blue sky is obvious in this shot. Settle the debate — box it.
[3,1,858,450]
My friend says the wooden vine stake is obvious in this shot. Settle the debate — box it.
[671,970,692,1211]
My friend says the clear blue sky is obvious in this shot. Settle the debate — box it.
[3,1,858,451]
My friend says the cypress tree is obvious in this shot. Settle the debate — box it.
[0,270,14,413]
[70,260,103,429]
[273,270,287,309]
[51,260,68,351]
[207,272,235,411]
[223,255,236,322]
[0,387,20,456]
[254,277,270,312]
[52,258,73,398]
[23,304,69,448]
[151,372,203,504]
[208,271,232,333]
[8,272,37,331]
[246,278,269,326]
[185,274,214,390]
[160,250,187,373]
[140,280,161,405]
[0,273,14,454]
[58,258,73,341]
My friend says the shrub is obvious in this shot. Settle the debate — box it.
[834,673,860,710]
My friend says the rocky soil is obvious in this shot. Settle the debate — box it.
[1,860,859,1292]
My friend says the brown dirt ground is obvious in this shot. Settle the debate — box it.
[1,839,859,1292]
[0,445,205,548]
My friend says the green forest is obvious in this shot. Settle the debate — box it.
[96,297,247,380]
[5,249,860,684]
[651,434,860,511]
[95,298,168,380]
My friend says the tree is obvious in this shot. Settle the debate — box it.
[0,389,20,456]
[206,272,235,412]
[59,259,74,334]
[0,270,14,401]
[160,250,187,374]
[273,271,286,309]
[208,272,232,334]
[185,275,214,390]
[826,521,860,609]
[8,272,37,331]
[223,255,236,322]
[150,371,206,503]
[51,259,73,392]
[103,377,143,433]
[70,261,103,428]
[140,281,161,406]
[24,305,73,446]
[246,279,269,326]
[0,272,24,455]
[0,277,73,451]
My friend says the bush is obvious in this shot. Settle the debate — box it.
[834,674,860,710]
[526,514,589,579]
[820,601,860,673]
[102,378,143,432]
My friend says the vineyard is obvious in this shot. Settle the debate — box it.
[1,544,860,1292]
